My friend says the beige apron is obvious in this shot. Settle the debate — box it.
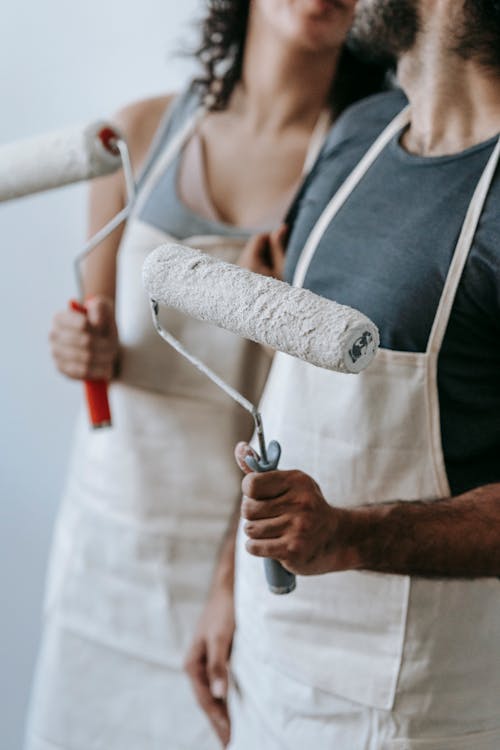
[231,109,500,749]
[26,103,330,750]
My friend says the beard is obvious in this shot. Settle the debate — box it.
[455,0,500,71]
[347,0,421,64]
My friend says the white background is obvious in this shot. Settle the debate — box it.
[0,1,200,745]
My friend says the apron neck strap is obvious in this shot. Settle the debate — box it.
[302,110,333,177]
[133,104,330,221]
[426,135,500,354]
[132,106,206,218]
[292,106,411,288]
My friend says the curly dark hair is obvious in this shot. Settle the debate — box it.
[193,0,393,114]
[457,0,500,70]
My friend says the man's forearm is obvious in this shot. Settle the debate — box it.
[341,483,500,578]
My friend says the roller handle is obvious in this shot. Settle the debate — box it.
[245,440,296,595]
[69,300,112,429]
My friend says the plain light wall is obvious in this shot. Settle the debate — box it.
[0,1,201,746]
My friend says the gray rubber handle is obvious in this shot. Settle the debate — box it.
[245,440,296,595]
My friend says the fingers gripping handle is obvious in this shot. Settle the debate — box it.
[245,441,296,595]
[69,300,112,429]
[246,440,282,473]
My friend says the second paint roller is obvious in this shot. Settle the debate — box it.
[143,243,379,594]
[0,122,123,201]
[0,121,132,427]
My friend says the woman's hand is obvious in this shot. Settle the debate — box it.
[238,224,288,279]
[49,295,119,381]
[185,582,235,747]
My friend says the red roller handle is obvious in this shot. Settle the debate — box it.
[97,126,121,157]
[70,299,112,429]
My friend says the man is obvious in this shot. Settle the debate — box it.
[186,1,500,747]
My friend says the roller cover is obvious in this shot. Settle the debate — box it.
[0,121,122,202]
[142,243,379,374]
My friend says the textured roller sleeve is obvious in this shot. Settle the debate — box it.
[0,121,123,202]
[142,243,379,373]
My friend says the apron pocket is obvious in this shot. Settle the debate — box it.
[236,536,411,712]
[52,500,218,666]
[385,726,500,750]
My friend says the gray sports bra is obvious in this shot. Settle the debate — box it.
[136,87,315,240]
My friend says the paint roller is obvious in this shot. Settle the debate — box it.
[142,243,379,595]
[0,121,135,428]
[0,122,123,201]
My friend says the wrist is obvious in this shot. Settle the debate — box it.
[212,558,235,595]
[329,505,375,572]
[334,503,404,573]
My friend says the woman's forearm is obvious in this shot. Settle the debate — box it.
[211,501,240,592]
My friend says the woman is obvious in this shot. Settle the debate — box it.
[25,2,390,749]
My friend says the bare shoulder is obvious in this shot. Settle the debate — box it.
[111,93,177,173]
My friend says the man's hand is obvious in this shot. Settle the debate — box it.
[238,442,500,578]
[238,444,352,576]
[184,565,235,746]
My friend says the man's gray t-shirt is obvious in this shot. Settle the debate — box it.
[285,90,500,495]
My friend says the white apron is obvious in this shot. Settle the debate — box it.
[26,101,330,750]
[25,107,272,750]
[231,109,500,749]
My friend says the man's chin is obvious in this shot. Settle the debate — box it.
[348,0,420,63]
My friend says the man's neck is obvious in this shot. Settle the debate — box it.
[399,41,500,157]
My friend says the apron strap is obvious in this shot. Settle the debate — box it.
[293,106,411,288]
[426,135,500,354]
[132,106,206,217]
[133,102,329,222]
[302,110,333,177]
